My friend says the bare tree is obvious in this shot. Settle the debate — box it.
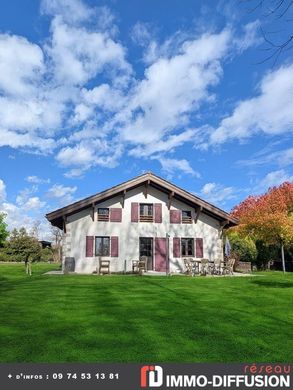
[51,226,64,263]
[241,0,293,64]
[30,220,41,239]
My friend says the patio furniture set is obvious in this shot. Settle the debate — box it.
[184,258,235,276]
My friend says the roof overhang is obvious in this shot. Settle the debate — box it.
[46,172,238,230]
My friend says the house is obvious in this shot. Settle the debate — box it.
[46,172,237,274]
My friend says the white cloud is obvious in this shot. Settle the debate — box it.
[22,197,46,211]
[47,184,77,198]
[234,20,261,53]
[200,182,237,207]
[210,65,293,144]
[0,179,7,203]
[238,147,293,168]
[26,176,50,184]
[158,157,200,178]
[41,0,93,24]
[256,170,293,192]
[0,34,44,97]
[46,16,131,87]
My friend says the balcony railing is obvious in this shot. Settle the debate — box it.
[140,215,154,222]
[182,216,192,224]
[98,214,109,221]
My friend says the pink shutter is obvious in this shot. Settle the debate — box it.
[86,236,94,257]
[170,210,181,224]
[110,208,122,222]
[111,236,119,257]
[154,203,162,223]
[173,237,181,257]
[196,238,203,258]
[131,203,139,222]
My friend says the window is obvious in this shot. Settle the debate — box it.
[95,236,110,256]
[98,208,109,221]
[139,203,153,222]
[181,238,194,257]
[182,210,192,224]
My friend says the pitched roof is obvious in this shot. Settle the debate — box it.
[46,172,238,229]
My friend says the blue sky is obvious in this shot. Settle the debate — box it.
[0,0,292,238]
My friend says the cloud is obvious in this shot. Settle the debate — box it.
[0,34,44,97]
[26,176,51,184]
[158,157,200,178]
[199,182,237,207]
[210,65,293,144]
[255,170,293,192]
[0,179,7,203]
[47,184,77,199]
[238,147,293,168]
[41,0,93,24]
[22,197,46,211]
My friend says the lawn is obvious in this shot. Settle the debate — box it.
[0,263,292,363]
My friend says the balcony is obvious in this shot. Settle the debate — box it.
[97,214,109,222]
[140,215,154,222]
[182,216,192,224]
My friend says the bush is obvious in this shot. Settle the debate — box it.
[227,231,257,263]
[40,247,53,262]
[0,247,12,262]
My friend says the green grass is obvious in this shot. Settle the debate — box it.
[0,263,293,363]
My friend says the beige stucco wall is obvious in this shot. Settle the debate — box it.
[63,185,223,273]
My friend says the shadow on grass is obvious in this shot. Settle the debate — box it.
[250,280,293,288]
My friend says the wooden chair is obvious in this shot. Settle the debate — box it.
[99,260,110,275]
[138,259,147,275]
[200,258,210,275]
[211,258,222,275]
[222,258,235,275]
[183,258,193,276]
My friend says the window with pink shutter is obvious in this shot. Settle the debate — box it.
[173,237,181,257]
[86,236,94,257]
[154,203,162,223]
[196,238,203,258]
[131,203,139,222]
[170,210,181,224]
[111,236,119,257]
[110,208,122,222]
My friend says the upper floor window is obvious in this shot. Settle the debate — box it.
[140,203,153,222]
[182,210,192,224]
[95,236,110,256]
[181,238,194,257]
[98,208,109,221]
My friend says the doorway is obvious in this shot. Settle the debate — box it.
[139,237,153,270]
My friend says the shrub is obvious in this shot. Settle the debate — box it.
[227,231,257,263]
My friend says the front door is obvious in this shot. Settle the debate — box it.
[155,238,167,272]
[139,237,153,270]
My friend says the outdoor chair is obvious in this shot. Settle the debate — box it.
[132,260,139,273]
[138,258,147,275]
[211,258,223,275]
[99,260,110,275]
[200,258,211,275]
[183,258,194,276]
[222,258,235,275]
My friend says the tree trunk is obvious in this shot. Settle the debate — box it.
[281,243,286,273]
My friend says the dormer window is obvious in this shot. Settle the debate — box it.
[182,210,192,224]
[98,208,109,221]
[140,203,153,222]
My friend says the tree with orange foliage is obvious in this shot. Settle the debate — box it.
[231,182,293,272]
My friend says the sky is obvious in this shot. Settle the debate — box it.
[0,0,292,239]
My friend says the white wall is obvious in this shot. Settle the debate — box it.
[64,185,223,273]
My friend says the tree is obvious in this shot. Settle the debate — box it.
[240,0,293,64]
[231,182,293,272]
[0,213,9,246]
[227,230,258,263]
[51,226,63,263]
[6,227,41,273]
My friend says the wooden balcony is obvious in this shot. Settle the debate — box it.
[182,216,193,224]
[140,215,154,222]
[97,214,109,222]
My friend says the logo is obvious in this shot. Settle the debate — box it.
[141,365,163,388]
